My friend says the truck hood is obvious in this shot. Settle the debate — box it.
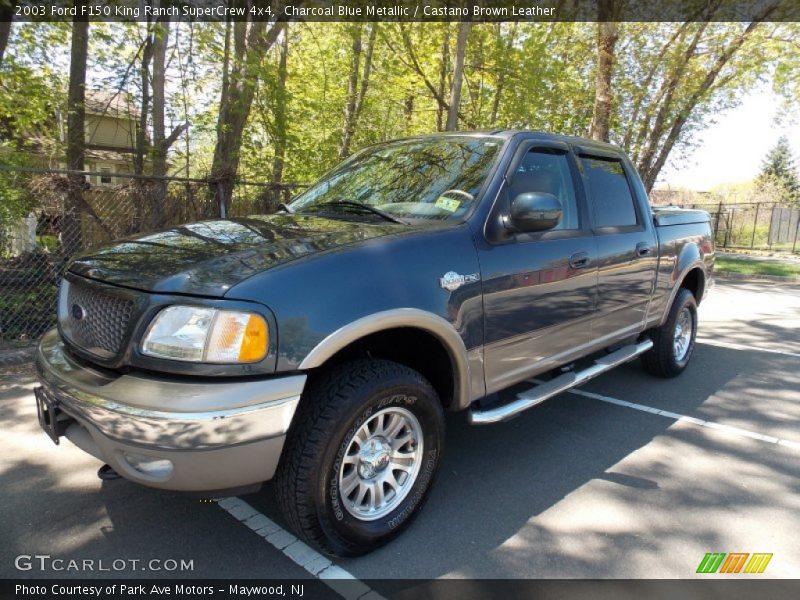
[67,214,408,296]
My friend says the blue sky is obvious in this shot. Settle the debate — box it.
[657,86,800,191]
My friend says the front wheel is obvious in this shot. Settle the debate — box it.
[275,359,445,556]
[641,288,698,378]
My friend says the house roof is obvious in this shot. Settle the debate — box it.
[85,90,139,119]
[86,148,134,163]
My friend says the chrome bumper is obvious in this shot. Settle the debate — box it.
[35,329,306,491]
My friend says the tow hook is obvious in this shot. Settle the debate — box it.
[97,464,121,480]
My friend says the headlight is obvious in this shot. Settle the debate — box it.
[141,306,268,363]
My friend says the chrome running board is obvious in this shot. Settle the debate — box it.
[468,339,654,425]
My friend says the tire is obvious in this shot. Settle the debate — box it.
[641,288,698,378]
[275,359,445,556]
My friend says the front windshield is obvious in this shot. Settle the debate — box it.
[289,137,502,222]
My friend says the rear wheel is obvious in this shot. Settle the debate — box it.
[641,288,698,378]
[275,359,445,556]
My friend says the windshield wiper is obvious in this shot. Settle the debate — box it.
[314,200,406,224]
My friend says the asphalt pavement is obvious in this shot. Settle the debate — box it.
[1,279,798,585]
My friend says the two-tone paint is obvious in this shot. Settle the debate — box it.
[62,130,714,413]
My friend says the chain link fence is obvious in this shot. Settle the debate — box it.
[0,167,304,344]
[3,168,799,345]
[659,201,800,253]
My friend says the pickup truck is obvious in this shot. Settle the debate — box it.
[34,130,714,556]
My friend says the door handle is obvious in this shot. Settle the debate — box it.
[569,251,591,269]
[636,242,653,257]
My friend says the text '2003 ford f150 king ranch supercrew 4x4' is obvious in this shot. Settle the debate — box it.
[34,131,714,556]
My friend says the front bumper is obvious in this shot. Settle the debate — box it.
[34,329,306,492]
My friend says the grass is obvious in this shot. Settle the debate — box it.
[716,257,800,278]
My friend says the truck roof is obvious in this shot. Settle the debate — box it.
[390,129,625,155]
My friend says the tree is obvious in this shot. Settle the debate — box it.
[589,1,619,142]
[446,21,471,131]
[210,16,284,216]
[271,28,288,185]
[64,10,88,257]
[150,17,188,227]
[0,0,14,68]
[339,23,376,158]
[758,136,800,205]
[489,22,517,126]
[436,23,450,131]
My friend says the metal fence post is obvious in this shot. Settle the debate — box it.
[713,201,723,242]
[793,208,800,254]
[750,203,759,248]
[767,204,775,248]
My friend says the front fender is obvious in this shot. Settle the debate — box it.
[225,225,485,409]
[298,308,475,410]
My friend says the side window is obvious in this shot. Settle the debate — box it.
[508,150,579,230]
[580,156,638,228]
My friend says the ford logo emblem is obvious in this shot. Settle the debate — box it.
[71,303,87,321]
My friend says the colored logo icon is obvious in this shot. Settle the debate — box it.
[697,553,773,574]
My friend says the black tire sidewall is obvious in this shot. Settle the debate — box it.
[315,374,444,553]
[666,289,698,372]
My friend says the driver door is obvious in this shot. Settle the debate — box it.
[479,142,599,394]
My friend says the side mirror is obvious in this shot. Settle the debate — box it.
[508,192,562,232]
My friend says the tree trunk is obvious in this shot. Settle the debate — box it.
[271,29,288,186]
[0,1,14,68]
[210,19,284,217]
[134,22,152,177]
[620,23,689,152]
[150,17,170,228]
[132,20,153,233]
[589,2,618,142]
[634,23,708,178]
[436,23,450,131]
[339,23,376,159]
[446,22,471,131]
[152,18,188,226]
[639,12,774,191]
[268,28,289,213]
[64,11,88,257]
[391,24,476,129]
[339,24,363,159]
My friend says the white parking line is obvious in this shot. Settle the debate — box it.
[696,337,800,359]
[529,380,800,451]
[215,497,384,600]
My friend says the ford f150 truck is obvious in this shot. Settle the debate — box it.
[34,130,713,556]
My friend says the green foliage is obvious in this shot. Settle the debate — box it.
[0,149,36,223]
[2,20,800,196]
[715,257,800,278]
[757,136,800,206]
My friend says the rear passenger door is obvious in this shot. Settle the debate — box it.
[577,152,658,343]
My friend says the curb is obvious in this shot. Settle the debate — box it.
[0,345,36,367]
[715,271,800,284]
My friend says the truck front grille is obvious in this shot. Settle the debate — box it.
[58,279,135,359]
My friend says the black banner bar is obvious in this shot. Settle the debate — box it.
[7,0,800,23]
[3,579,800,600]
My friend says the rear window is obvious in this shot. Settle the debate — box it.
[580,157,638,228]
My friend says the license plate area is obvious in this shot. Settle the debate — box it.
[34,386,72,444]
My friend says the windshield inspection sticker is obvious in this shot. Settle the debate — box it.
[435,196,461,212]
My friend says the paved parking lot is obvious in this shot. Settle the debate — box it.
[1,279,798,586]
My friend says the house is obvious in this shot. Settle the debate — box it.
[20,90,142,186]
[81,90,139,186]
